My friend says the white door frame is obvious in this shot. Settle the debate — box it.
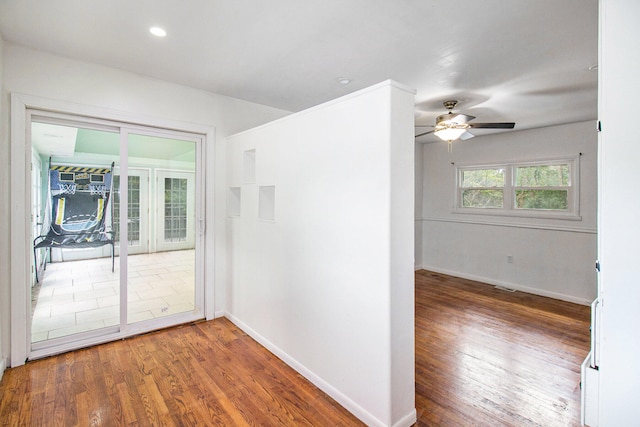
[10,93,215,367]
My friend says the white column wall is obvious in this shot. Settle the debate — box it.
[597,0,640,423]
[414,142,423,270]
[0,33,6,378]
[226,81,416,427]
[419,121,598,304]
[0,43,289,366]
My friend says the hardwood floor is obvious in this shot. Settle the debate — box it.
[415,270,591,426]
[0,271,591,426]
[0,318,363,426]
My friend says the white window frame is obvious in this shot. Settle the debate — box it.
[454,156,581,220]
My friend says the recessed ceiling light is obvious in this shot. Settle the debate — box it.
[337,77,351,85]
[149,27,167,37]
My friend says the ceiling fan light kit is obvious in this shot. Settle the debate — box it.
[434,124,468,142]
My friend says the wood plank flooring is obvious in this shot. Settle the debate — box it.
[415,270,591,426]
[0,319,363,426]
[0,270,591,426]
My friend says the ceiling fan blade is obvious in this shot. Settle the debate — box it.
[437,113,475,124]
[450,114,475,124]
[415,129,434,138]
[468,122,515,129]
[460,131,475,141]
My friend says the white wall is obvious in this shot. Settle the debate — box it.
[0,33,6,379]
[419,121,597,304]
[414,142,423,269]
[597,0,640,423]
[225,81,416,427]
[0,43,290,366]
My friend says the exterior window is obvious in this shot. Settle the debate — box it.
[456,158,578,219]
[460,168,505,208]
[514,164,570,211]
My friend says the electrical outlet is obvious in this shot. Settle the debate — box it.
[507,255,513,263]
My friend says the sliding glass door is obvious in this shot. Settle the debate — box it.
[125,132,198,325]
[30,120,121,344]
[28,113,204,357]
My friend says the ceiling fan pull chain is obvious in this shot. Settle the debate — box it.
[448,140,453,153]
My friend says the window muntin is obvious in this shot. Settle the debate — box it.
[456,159,578,218]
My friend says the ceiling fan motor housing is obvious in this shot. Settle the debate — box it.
[442,100,458,110]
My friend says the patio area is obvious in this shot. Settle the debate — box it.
[31,250,195,342]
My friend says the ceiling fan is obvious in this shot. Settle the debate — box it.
[415,100,515,146]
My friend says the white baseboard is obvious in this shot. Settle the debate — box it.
[224,312,415,427]
[393,409,417,427]
[418,266,592,306]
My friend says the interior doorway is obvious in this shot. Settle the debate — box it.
[27,112,205,357]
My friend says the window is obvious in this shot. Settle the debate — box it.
[456,158,579,219]
[514,164,570,210]
[460,168,505,209]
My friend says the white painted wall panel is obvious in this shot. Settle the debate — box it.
[420,121,597,303]
[0,33,6,378]
[414,143,423,269]
[226,81,415,427]
[597,0,640,424]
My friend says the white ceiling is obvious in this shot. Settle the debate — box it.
[0,0,598,142]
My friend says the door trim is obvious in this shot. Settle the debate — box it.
[10,93,215,367]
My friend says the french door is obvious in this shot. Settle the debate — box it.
[27,113,205,358]
[113,169,150,255]
[156,170,196,253]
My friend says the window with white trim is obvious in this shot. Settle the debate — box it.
[460,167,505,209]
[456,157,579,219]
